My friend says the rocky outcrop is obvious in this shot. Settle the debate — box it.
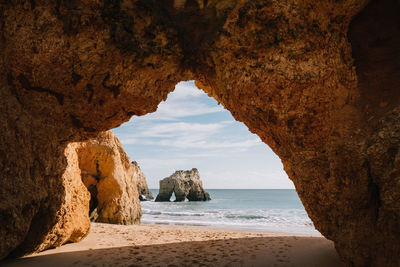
[5,142,92,258]
[78,131,142,225]
[132,161,153,201]
[155,169,210,202]
[8,131,143,256]
[44,143,91,249]
[0,0,399,265]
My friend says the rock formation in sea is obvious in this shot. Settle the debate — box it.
[77,131,142,225]
[155,169,211,202]
[132,161,153,201]
[0,1,399,265]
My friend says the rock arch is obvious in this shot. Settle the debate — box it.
[0,0,399,265]
[155,169,211,202]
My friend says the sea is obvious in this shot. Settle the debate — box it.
[141,189,320,236]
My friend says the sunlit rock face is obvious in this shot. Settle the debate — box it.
[155,168,211,202]
[46,143,91,250]
[132,161,153,201]
[77,131,142,225]
[7,143,91,258]
[0,0,399,265]
[1,143,90,256]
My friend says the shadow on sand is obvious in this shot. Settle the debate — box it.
[3,235,343,267]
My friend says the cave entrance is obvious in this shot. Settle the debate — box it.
[112,81,318,234]
[113,81,294,190]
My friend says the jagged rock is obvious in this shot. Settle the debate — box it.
[6,143,91,258]
[48,143,91,247]
[155,169,211,202]
[77,131,142,225]
[1,0,399,265]
[132,161,153,201]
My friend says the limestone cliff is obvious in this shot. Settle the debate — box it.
[0,0,399,265]
[9,132,143,256]
[132,161,153,201]
[5,142,92,257]
[155,169,211,202]
[78,131,142,225]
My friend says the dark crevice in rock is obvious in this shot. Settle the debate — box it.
[122,107,135,117]
[87,184,98,216]
[69,115,96,132]
[95,160,101,179]
[387,146,398,169]
[6,72,22,104]
[17,74,64,105]
[102,73,121,98]
[365,159,381,225]
[106,111,119,120]
[69,114,84,128]
[86,84,94,104]
[71,71,82,86]
[29,0,35,10]
[55,0,84,36]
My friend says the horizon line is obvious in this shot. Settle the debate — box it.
[148,188,296,190]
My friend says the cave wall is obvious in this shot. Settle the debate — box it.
[0,0,399,265]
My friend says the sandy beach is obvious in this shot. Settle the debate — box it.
[3,223,343,267]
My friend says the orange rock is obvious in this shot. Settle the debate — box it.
[132,161,153,201]
[76,131,142,225]
[0,0,399,265]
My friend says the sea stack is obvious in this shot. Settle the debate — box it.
[132,161,153,201]
[155,168,211,202]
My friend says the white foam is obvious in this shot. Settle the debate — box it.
[141,190,320,235]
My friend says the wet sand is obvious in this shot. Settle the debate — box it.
[3,222,343,267]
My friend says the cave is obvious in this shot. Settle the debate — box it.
[0,0,399,266]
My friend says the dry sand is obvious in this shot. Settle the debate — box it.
[3,223,343,267]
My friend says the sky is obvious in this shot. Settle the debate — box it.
[112,81,294,189]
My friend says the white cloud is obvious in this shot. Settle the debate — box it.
[168,81,205,99]
[113,81,293,189]
[138,122,224,138]
[141,138,261,149]
[118,121,223,143]
[139,81,224,121]
[136,157,192,170]
[136,102,223,122]
[118,121,261,150]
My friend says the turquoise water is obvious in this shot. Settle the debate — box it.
[141,189,320,235]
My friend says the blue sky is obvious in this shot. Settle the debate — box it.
[112,81,294,189]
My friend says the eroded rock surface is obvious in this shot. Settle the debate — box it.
[43,143,91,250]
[132,161,153,201]
[155,169,211,202]
[78,131,142,225]
[3,143,91,258]
[0,0,399,265]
